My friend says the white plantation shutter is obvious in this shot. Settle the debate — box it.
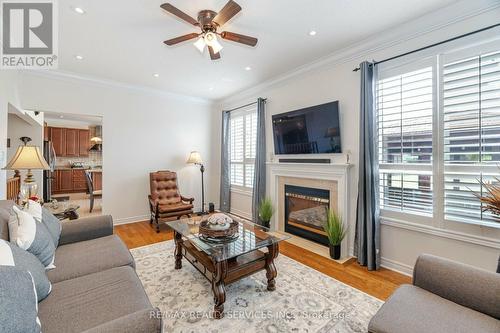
[229,107,257,189]
[230,116,244,186]
[377,66,434,215]
[443,50,500,225]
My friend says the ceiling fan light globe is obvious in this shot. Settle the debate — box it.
[193,37,206,53]
[211,39,223,54]
[204,32,216,43]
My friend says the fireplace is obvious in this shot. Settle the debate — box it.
[284,185,330,246]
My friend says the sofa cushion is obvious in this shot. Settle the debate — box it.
[0,239,52,302]
[0,200,15,241]
[47,235,135,283]
[39,266,153,333]
[0,266,41,333]
[9,206,56,269]
[368,284,500,333]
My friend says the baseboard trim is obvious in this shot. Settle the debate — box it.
[114,214,150,225]
[380,257,414,277]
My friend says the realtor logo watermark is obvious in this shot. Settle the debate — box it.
[1,0,58,69]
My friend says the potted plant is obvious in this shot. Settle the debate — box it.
[323,209,347,260]
[258,197,275,228]
[475,176,500,217]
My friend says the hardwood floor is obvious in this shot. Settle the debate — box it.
[114,220,411,301]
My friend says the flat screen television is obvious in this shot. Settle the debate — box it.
[272,101,341,155]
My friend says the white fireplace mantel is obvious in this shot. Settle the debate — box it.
[267,161,353,259]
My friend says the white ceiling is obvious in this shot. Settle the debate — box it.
[58,0,459,100]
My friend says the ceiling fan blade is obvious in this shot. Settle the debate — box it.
[163,33,200,45]
[160,3,199,26]
[208,46,221,60]
[220,31,258,47]
[212,0,241,27]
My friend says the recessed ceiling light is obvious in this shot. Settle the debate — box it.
[73,7,85,14]
[245,66,252,71]
[309,30,317,36]
[75,55,83,60]
[209,87,214,91]
[153,73,160,78]
[59,115,64,119]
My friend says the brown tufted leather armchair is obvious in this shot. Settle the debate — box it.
[148,170,194,233]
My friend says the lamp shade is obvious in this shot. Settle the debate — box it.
[187,151,203,165]
[3,145,50,170]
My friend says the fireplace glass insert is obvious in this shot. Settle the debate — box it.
[284,185,330,246]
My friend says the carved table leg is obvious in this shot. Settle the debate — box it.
[174,231,183,269]
[212,259,228,319]
[266,243,279,291]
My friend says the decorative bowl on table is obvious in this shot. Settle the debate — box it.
[198,213,239,242]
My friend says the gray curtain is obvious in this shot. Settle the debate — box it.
[219,111,231,212]
[354,61,380,270]
[252,98,266,223]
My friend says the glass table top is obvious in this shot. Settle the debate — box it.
[167,215,290,262]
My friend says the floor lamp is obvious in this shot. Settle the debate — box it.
[187,151,208,215]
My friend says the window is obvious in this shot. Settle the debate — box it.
[229,108,257,190]
[376,42,500,228]
[443,50,500,224]
[377,66,434,215]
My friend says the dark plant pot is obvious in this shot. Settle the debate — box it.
[329,244,341,260]
[262,220,270,228]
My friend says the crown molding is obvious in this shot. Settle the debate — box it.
[20,69,214,105]
[219,0,500,106]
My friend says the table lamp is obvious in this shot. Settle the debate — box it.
[187,151,208,215]
[3,137,50,200]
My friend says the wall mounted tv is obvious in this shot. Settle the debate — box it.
[272,101,341,155]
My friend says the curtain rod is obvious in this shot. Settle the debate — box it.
[353,22,500,72]
[223,98,267,113]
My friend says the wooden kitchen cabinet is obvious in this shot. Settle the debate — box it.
[59,170,73,192]
[50,127,65,156]
[78,130,90,157]
[46,127,91,158]
[72,169,87,191]
[65,129,79,157]
[92,172,102,191]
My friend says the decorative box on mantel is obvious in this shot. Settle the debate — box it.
[267,162,352,262]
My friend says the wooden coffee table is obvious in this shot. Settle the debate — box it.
[167,216,290,319]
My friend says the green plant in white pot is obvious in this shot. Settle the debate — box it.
[323,209,347,260]
[258,197,275,228]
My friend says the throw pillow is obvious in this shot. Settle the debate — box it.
[0,266,41,333]
[0,239,52,302]
[41,207,61,247]
[24,199,61,247]
[8,206,56,269]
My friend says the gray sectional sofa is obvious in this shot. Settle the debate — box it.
[369,254,500,333]
[0,200,162,333]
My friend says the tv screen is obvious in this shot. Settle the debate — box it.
[272,101,341,155]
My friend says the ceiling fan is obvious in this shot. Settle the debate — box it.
[161,1,258,60]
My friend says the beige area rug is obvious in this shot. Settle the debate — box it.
[131,241,382,333]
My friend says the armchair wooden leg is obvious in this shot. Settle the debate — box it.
[89,194,94,213]
[155,216,160,233]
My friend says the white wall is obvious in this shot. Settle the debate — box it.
[18,71,218,224]
[219,1,500,273]
[7,113,44,187]
[0,71,21,199]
